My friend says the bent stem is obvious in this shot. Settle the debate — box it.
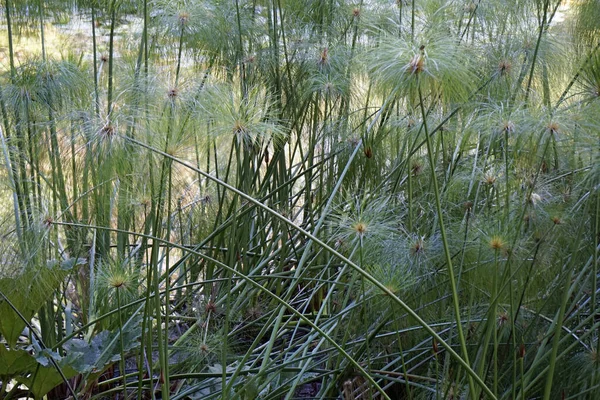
[121,135,496,399]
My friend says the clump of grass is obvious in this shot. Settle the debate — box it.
[0,1,598,399]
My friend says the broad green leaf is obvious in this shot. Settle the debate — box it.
[0,262,74,347]
[16,364,77,400]
[62,315,142,375]
[0,346,36,376]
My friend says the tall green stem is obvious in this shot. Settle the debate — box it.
[107,0,118,116]
[417,82,476,398]
[91,5,100,116]
[123,135,496,399]
[115,287,127,400]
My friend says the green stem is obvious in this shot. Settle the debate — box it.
[115,288,127,400]
[542,266,574,400]
[122,135,496,399]
[417,81,476,398]
[107,0,118,116]
[38,0,46,60]
[91,5,100,116]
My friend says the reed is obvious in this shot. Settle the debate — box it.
[0,1,598,399]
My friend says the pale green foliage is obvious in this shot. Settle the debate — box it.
[0,0,599,399]
[370,32,476,104]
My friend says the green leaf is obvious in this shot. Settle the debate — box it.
[0,263,73,347]
[16,364,77,400]
[34,348,62,367]
[0,295,31,349]
[0,346,36,376]
[62,315,142,375]
[0,347,76,400]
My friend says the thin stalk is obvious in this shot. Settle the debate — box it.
[123,135,496,399]
[0,127,22,242]
[174,20,185,86]
[56,220,392,400]
[417,82,476,398]
[115,288,127,400]
[359,237,371,378]
[493,250,499,396]
[524,0,561,104]
[593,192,600,397]
[555,41,600,108]
[91,5,100,116]
[107,0,118,116]
[5,0,15,78]
[234,0,246,94]
[519,344,525,400]
[411,0,415,42]
[542,265,575,400]
[163,166,174,399]
[407,151,413,232]
[38,0,46,60]
[504,129,510,224]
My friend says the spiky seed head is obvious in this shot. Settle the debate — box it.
[410,237,426,256]
[178,12,190,25]
[205,301,217,314]
[484,173,496,185]
[100,124,115,138]
[408,54,424,75]
[323,81,334,94]
[343,380,353,398]
[411,161,423,176]
[319,48,328,65]
[383,284,397,295]
[547,122,559,135]
[139,196,151,207]
[591,349,600,364]
[233,120,247,136]
[528,193,541,205]
[498,60,511,76]
[108,271,128,289]
[43,216,53,229]
[352,221,368,237]
[352,8,360,17]
[489,236,505,251]
[502,120,515,133]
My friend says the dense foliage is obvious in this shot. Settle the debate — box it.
[0,0,599,399]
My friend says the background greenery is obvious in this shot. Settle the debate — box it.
[0,0,599,399]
